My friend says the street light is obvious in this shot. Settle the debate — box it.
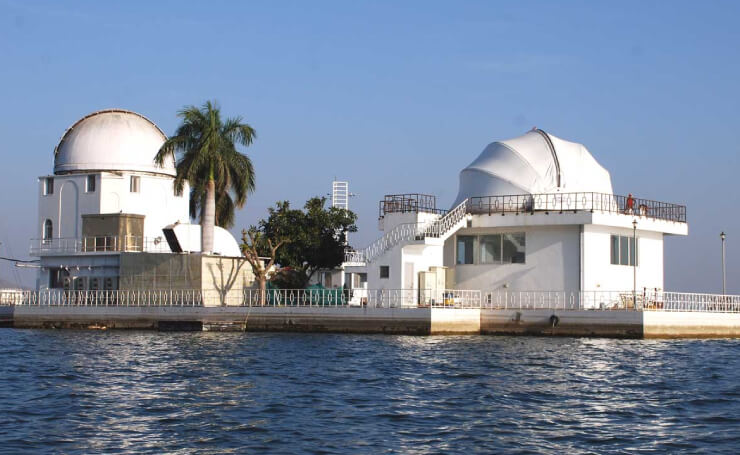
[721,232,726,295]
[633,219,638,308]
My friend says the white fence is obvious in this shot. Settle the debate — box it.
[3,289,739,313]
[483,290,740,313]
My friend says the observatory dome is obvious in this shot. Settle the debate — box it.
[452,129,613,205]
[53,109,175,176]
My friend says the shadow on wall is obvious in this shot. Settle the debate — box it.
[205,257,254,306]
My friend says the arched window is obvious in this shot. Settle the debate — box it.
[43,219,53,242]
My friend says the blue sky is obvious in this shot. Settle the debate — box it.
[0,0,738,292]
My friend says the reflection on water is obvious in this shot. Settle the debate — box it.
[1,331,739,454]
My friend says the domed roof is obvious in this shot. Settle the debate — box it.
[452,129,613,205]
[53,109,175,176]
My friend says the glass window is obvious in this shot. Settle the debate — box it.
[86,175,96,193]
[43,177,54,195]
[479,235,501,264]
[610,235,620,265]
[503,233,526,263]
[457,236,475,264]
[612,234,638,266]
[619,235,629,265]
[379,266,389,279]
[43,219,53,241]
[130,176,140,193]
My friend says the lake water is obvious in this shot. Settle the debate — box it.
[0,330,738,454]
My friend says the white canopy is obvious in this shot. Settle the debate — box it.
[452,129,613,205]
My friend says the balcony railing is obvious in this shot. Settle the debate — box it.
[30,235,172,255]
[379,193,447,218]
[467,192,686,223]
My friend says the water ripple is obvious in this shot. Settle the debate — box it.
[0,331,739,454]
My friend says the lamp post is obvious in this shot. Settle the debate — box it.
[721,232,726,295]
[633,219,638,308]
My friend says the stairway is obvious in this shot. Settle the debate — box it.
[354,199,468,264]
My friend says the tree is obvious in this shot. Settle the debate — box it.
[155,100,256,251]
[240,227,287,306]
[260,197,357,286]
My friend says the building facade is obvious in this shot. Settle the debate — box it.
[343,129,688,305]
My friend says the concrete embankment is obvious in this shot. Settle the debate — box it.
[642,311,740,338]
[6,306,740,338]
[10,306,433,334]
[480,309,644,338]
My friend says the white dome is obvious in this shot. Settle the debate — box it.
[54,109,175,176]
[453,129,613,205]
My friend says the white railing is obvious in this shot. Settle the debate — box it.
[652,291,740,312]
[483,291,620,310]
[427,289,482,308]
[11,289,204,307]
[348,199,469,264]
[482,290,740,313]
[30,236,172,255]
[5,289,739,313]
[421,198,469,239]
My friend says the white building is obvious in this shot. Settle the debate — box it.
[343,129,688,303]
[32,109,245,293]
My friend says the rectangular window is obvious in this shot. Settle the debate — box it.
[379,266,390,279]
[503,232,526,263]
[479,235,501,264]
[610,235,620,265]
[86,175,96,193]
[457,235,475,264]
[457,233,526,265]
[130,176,140,193]
[619,235,629,266]
[43,177,54,195]
[611,234,638,266]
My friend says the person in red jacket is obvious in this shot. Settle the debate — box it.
[626,193,635,214]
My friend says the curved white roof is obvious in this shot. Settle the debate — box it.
[452,129,613,205]
[54,109,175,176]
[168,223,242,256]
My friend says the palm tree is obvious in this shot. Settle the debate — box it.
[189,178,237,228]
[155,101,256,253]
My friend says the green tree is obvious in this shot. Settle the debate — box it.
[260,197,357,287]
[155,100,256,251]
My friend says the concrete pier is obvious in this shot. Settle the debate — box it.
[5,305,740,338]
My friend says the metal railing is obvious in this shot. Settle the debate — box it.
[348,199,469,264]
[379,194,446,218]
[467,192,686,223]
[5,289,738,313]
[30,235,172,255]
[482,290,740,312]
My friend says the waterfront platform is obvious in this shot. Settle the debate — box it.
[5,303,740,338]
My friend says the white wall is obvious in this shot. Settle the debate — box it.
[99,172,189,240]
[38,171,189,243]
[582,224,663,292]
[38,174,100,240]
[445,225,581,291]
